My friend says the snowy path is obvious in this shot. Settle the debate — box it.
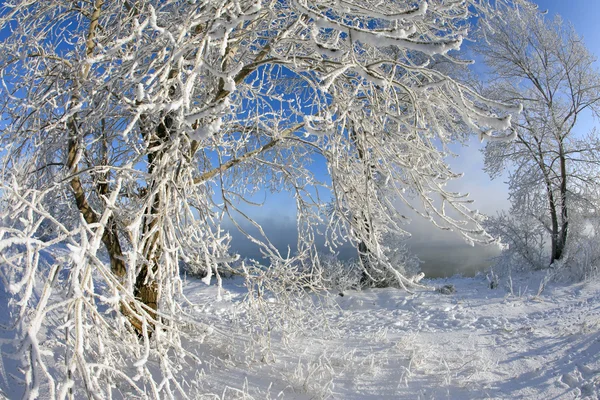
[183,273,600,399]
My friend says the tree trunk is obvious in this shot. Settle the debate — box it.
[538,142,560,265]
[132,260,159,333]
[132,106,176,334]
[64,0,143,338]
[350,126,375,285]
[358,218,372,285]
[67,120,127,279]
[548,189,560,264]
[132,191,162,334]
[555,142,569,261]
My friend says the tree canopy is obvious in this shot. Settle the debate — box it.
[0,0,523,397]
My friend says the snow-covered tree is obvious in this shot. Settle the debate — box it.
[0,0,522,397]
[478,7,600,266]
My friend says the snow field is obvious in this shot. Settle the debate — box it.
[180,271,600,399]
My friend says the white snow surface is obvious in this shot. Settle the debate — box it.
[1,271,599,398]
[175,271,600,399]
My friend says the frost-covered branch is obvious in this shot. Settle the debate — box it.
[0,0,526,397]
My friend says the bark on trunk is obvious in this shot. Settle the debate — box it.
[537,139,561,266]
[132,192,162,334]
[132,105,176,334]
[358,232,372,285]
[350,127,375,285]
[67,123,126,278]
[547,185,560,264]
[555,142,569,261]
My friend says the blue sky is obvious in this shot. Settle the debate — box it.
[538,0,600,58]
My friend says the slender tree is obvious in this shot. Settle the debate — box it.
[478,7,600,265]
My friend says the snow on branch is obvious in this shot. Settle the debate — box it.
[0,0,525,397]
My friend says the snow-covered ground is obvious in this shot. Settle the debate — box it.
[1,269,599,399]
[182,271,600,399]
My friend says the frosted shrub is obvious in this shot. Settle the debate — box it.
[362,242,423,289]
[486,214,600,284]
[309,244,421,292]
[555,218,600,281]
[239,258,334,344]
[283,354,335,399]
[310,254,364,292]
[484,212,547,274]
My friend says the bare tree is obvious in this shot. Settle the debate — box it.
[478,7,600,266]
[0,0,522,397]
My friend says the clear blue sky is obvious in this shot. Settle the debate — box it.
[537,0,600,61]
